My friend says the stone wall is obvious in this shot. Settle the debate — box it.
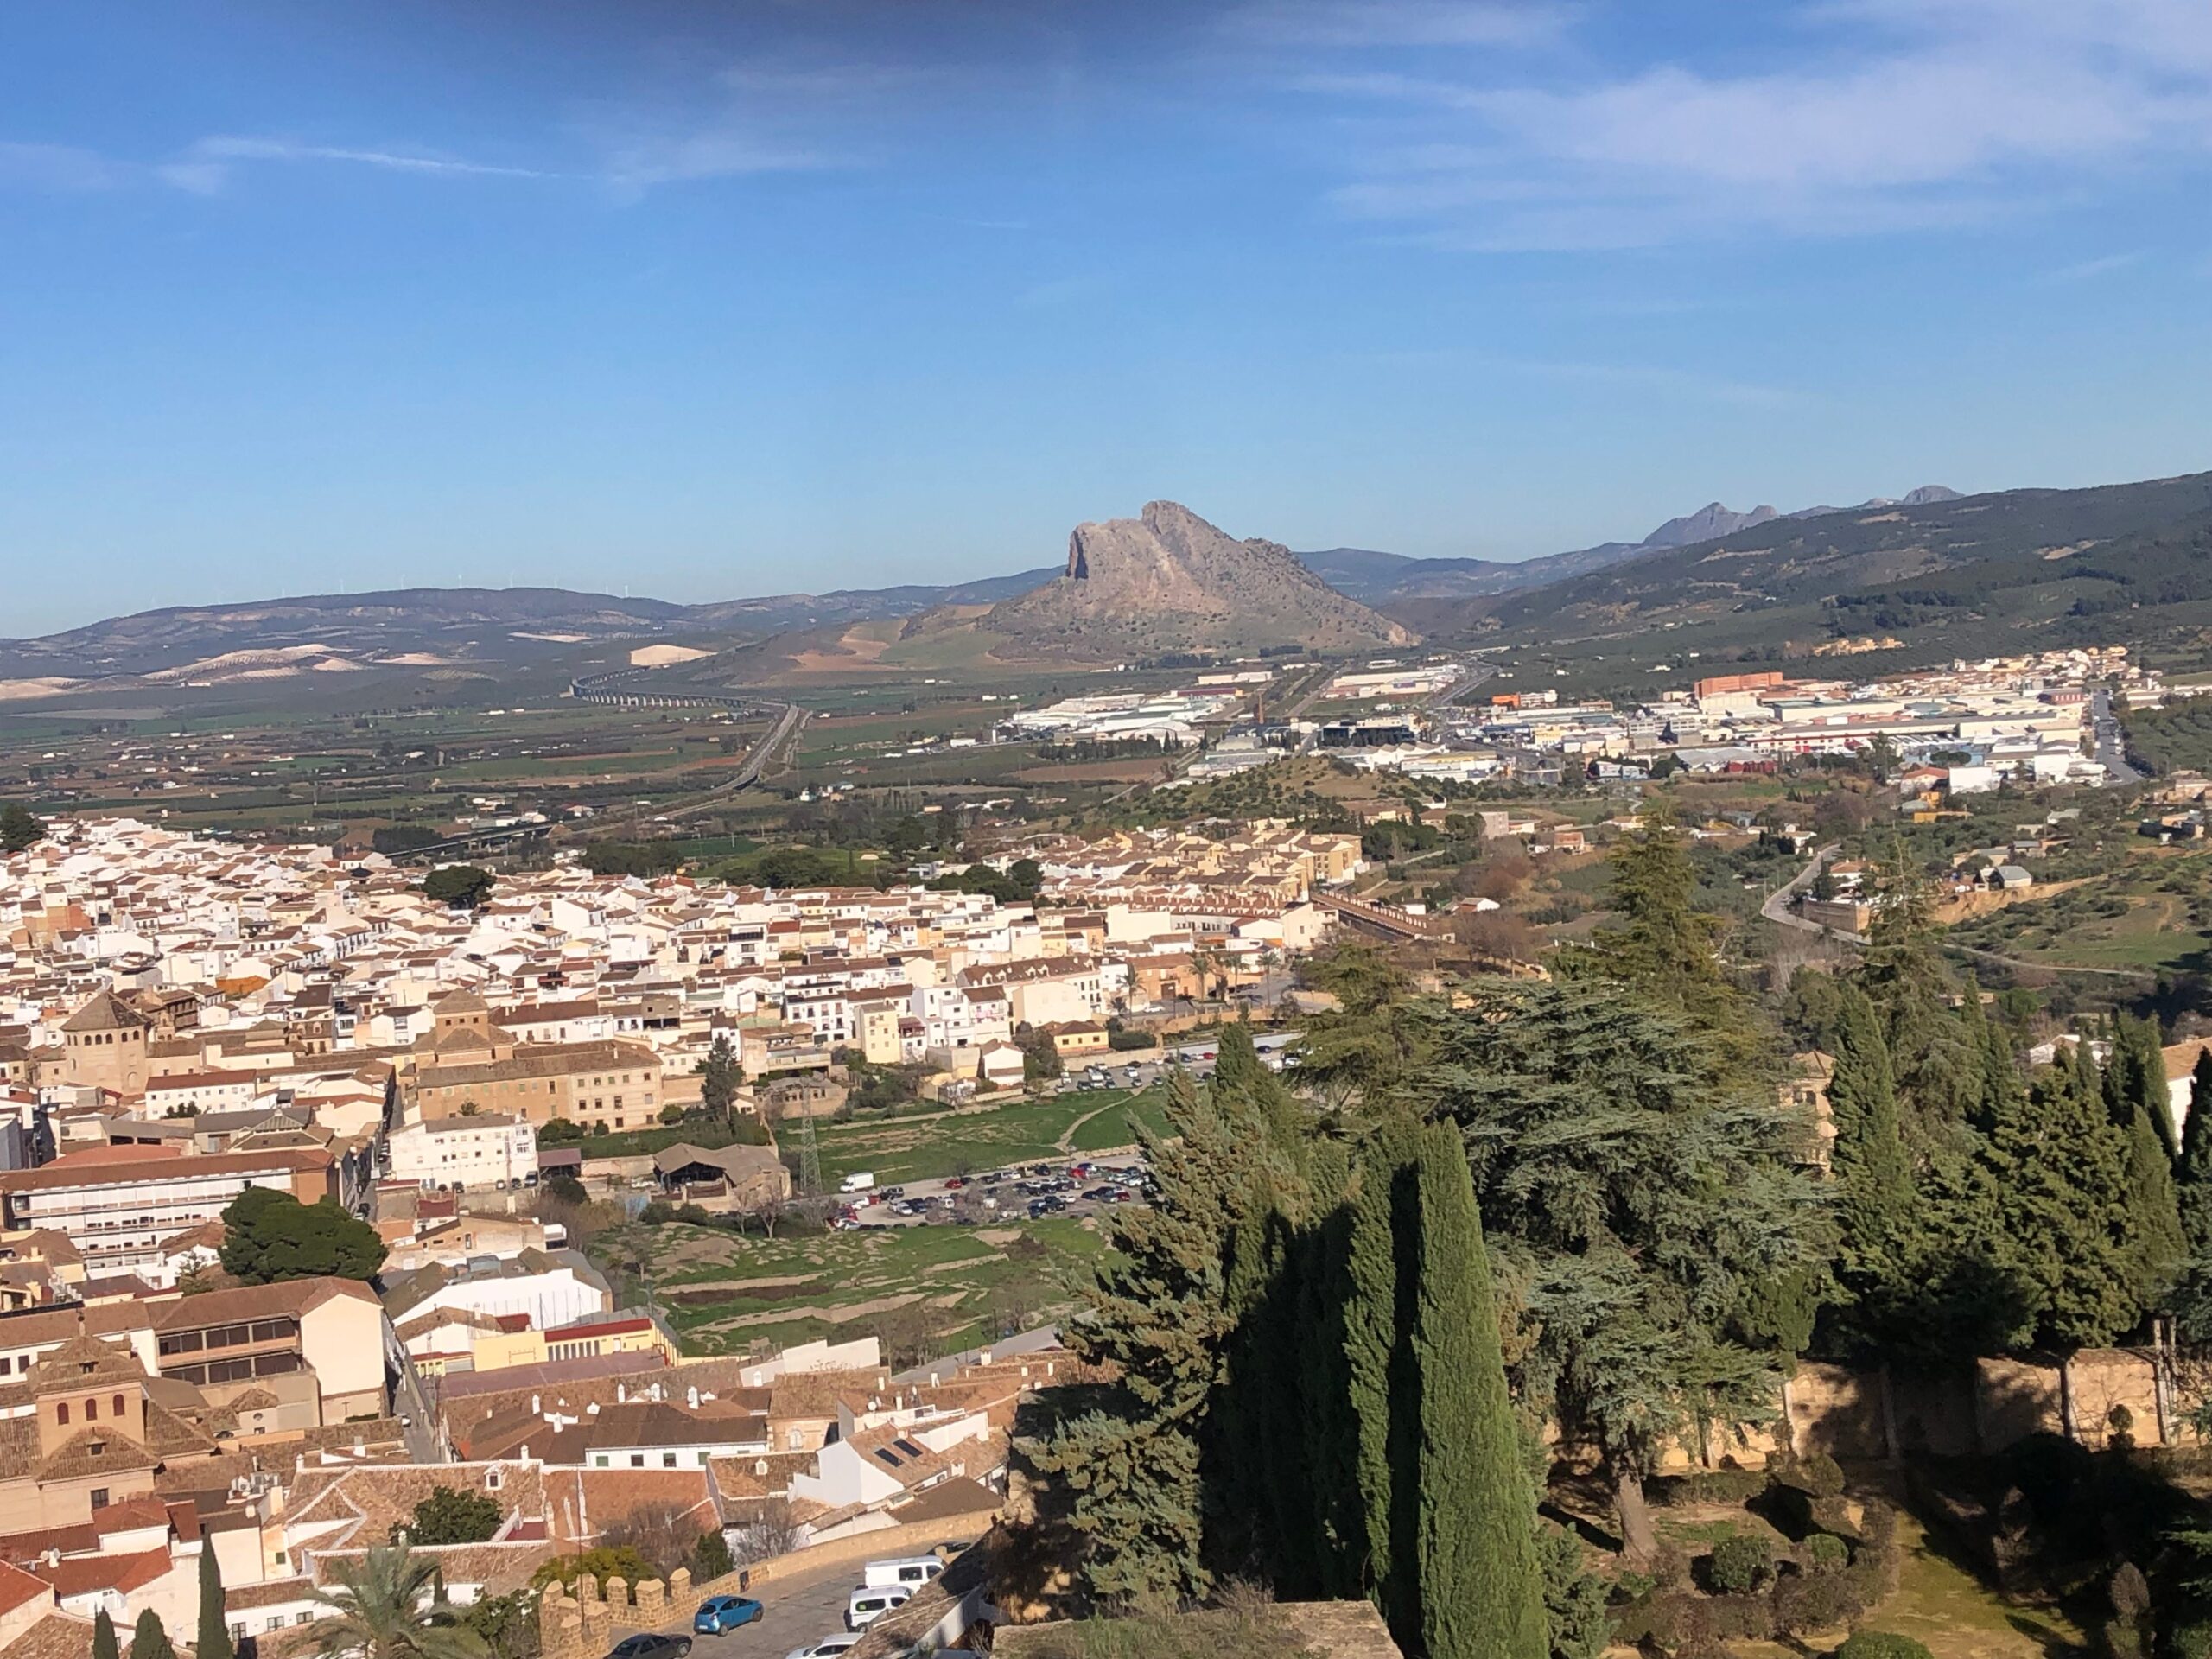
[1621,1348,2185,1476]
[542,1517,993,1644]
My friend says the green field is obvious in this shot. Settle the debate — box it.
[614,1212,1116,1359]
[810,1086,1173,1185]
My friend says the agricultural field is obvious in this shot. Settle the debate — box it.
[608,1211,1115,1361]
[0,697,778,846]
[809,1087,1173,1185]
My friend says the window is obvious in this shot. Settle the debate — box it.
[662,1452,677,1469]
[594,1455,609,1468]
[91,1489,108,1510]
[296,1615,313,1628]
[486,1469,502,1490]
[84,1398,97,1421]
[112,1394,124,1416]
[54,1403,66,1427]
[630,1454,644,1468]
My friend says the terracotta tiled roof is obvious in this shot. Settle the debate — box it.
[0,1563,54,1622]
[542,1468,715,1548]
[148,1276,378,1331]
[0,1613,92,1659]
[0,1527,98,1567]
[26,1548,171,1599]
[61,993,148,1035]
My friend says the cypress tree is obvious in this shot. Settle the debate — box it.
[1827,984,1914,1287]
[1300,1196,1364,1599]
[199,1536,233,1659]
[1408,1124,1547,1659]
[2177,1049,2212,1253]
[129,1610,175,1659]
[1984,1045,2138,1350]
[1344,1116,1421,1627]
[2124,1105,2187,1299]
[92,1611,118,1659]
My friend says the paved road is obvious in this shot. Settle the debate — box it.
[2093,688,2145,783]
[1759,842,1866,944]
[631,1559,858,1659]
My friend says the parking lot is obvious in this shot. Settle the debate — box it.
[840,1154,1154,1230]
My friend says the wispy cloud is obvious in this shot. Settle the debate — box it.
[1283,0,2212,249]
[576,52,938,194]
[0,141,124,193]
[594,131,837,191]
[160,135,556,194]
[2037,251,2147,283]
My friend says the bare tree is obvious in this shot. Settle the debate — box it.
[728,1498,802,1567]
[600,1503,708,1579]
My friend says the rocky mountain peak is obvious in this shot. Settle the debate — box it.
[995,500,1414,657]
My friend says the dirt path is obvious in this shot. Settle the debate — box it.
[1056,1103,1117,1153]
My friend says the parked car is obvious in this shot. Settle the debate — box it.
[694,1597,764,1635]
[784,1638,861,1659]
[862,1557,945,1589]
[607,1637,692,1659]
[845,1586,913,1630]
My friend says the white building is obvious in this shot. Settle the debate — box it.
[386,1112,537,1191]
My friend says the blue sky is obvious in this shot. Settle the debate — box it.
[3,0,2210,634]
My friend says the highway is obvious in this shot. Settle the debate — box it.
[569,701,807,840]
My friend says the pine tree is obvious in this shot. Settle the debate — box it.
[2177,1049,2212,1253]
[1023,1074,1257,1601]
[1416,983,1827,1563]
[1568,804,1762,1077]
[199,1542,234,1659]
[92,1611,119,1659]
[1408,1124,1547,1659]
[129,1610,175,1659]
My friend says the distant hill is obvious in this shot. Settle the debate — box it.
[1392,470,2212,670]
[1293,487,1957,605]
[984,500,1414,658]
[0,573,1060,683]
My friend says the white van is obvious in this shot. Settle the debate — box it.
[840,1172,877,1194]
[844,1586,912,1630]
[862,1556,945,1590]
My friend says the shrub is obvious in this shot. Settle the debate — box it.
[1802,1533,1850,1573]
[1834,1635,1933,1659]
[2170,1619,2212,1659]
[1707,1532,1776,1596]
[1656,1470,1768,1507]
[1773,1452,1847,1498]
[1771,1569,1870,1637]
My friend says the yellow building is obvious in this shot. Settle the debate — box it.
[470,1313,675,1375]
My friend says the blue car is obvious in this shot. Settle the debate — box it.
[695,1597,764,1636]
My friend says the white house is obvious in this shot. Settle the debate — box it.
[386,1112,537,1190]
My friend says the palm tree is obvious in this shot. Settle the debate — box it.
[306,1543,490,1659]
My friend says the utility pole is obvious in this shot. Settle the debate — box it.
[794,1103,823,1196]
